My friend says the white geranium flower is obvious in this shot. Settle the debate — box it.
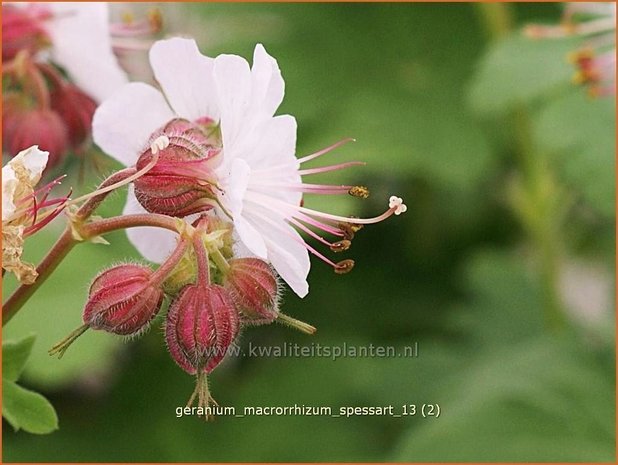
[4,2,128,102]
[93,38,406,297]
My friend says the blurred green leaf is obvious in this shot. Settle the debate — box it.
[468,34,579,114]
[393,336,615,461]
[2,380,58,435]
[448,250,544,347]
[535,90,616,216]
[3,334,36,382]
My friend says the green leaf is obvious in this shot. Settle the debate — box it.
[534,90,616,216]
[393,336,615,462]
[2,334,36,382]
[2,380,58,434]
[468,34,580,114]
[447,250,544,347]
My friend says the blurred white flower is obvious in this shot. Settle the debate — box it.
[3,2,128,102]
[559,261,613,328]
[525,2,616,96]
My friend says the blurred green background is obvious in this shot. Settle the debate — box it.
[3,2,615,462]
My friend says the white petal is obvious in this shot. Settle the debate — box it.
[223,159,268,258]
[92,82,174,167]
[246,115,302,207]
[123,186,179,264]
[248,115,298,168]
[46,3,128,102]
[245,210,310,298]
[251,44,285,118]
[213,53,253,153]
[149,38,219,122]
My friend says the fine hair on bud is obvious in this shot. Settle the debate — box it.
[133,118,222,217]
[224,258,281,325]
[165,283,239,375]
[83,263,164,336]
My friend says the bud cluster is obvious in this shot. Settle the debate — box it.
[50,217,310,414]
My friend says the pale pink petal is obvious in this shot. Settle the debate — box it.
[251,44,285,118]
[92,82,174,167]
[244,209,310,298]
[149,38,220,122]
[123,186,179,264]
[46,3,128,102]
[244,115,301,207]
[223,159,268,259]
[245,115,298,168]
[213,53,253,154]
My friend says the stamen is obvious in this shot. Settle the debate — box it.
[348,186,370,199]
[298,161,365,176]
[289,217,348,252]
[330,240,351,253]
[250,206,343,271]
[249,192,407,230]
[250,180,353,195]
[297,138,356,164]
[334,259,355,274]
[295,213,345,237]
[338,222,357,240]
[68,150,161,206]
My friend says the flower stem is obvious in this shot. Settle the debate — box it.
[79,213,181,239]
[3,229,76,325]
[476,3,567,332]
[150,239,189,285]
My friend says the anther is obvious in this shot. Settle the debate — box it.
[334,259,355,274]
[348,185,370,199]
[330,239,351,253]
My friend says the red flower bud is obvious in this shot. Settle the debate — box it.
[134,118,222,217]
[50,84,97,150]
[2,5,51,61]
[165,284,239,375]
[83,264,164,336]
[3,107,68,169]
[225,258,280,324]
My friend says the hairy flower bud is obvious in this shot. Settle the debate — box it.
[2,5,50,61]
[165,284,239,375]
[4,107,68,169]
[225,258,280,324]
[134,118,222,217]
[50,84,97,150]
[83,264,164,336]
